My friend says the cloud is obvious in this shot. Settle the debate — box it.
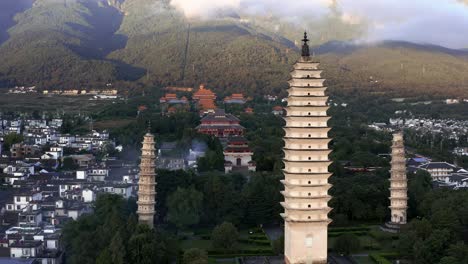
[169,0,468,48]
[339,0,468,48]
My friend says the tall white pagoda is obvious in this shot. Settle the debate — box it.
[137,131,157,228]
[389,132,408,225]
[281,32,332,264]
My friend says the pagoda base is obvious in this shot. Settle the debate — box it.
[138,215,154,228]
[285,256,328,264]
[380,222,404,233]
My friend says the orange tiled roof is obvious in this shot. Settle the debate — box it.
[199,99,216,110]
[165,93,177,99]
[273,106,283,111]
[194,85,216,99]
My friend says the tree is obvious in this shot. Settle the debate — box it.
[333,233,361,255]
[183,248,209,264]
[108,232,125,264]
[2,133,23,150]
[167,187,203,229]
[241,174,282,226]
[413,229,452,264]
[272,236,284,255]
[96,249,113,264]
[128,225,172,264]
[444,242,468,263]
[375,205,386,222]
[408,170,432,217]
[62,157,79,170]
[211,222,239,252]
[202,175,238,224]
[438,257,460,264]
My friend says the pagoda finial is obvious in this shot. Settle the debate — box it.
[147,120,151,133]
[302,31,310,57]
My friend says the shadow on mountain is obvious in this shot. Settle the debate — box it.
[380,41,468,57]
[316,40,468,57]
[0,0,34,45]
[64,0,146,81]
[315,41,360,55]
[111,59,147,82]
[66,0,127,59]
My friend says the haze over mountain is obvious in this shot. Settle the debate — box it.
[0,0,467,97]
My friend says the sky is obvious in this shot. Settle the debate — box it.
[169,0,468,49]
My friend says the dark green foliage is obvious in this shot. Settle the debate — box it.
[241,173,283,226]
[167,186,204,229]
[62,157,79,171]
[241,113,285,172]
[333,233,361,255]
[201,174,240,224]
[330,171,389,222]
[62,194,177,264]
[197,138,224,172]
[183,248,209,264]
[211,222,239,252]
[398,190,468,263]
[156,169,282,228]
[369,253,397,264]
[408,170,433,218]
[2,133,24,151]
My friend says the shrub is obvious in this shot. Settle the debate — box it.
[211,222,239,252]
[369,253,398,264]
[333,233,361,255]
[183,248,209,264]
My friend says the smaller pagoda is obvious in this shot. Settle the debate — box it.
[385,132,408,231]
[137,130,157,228]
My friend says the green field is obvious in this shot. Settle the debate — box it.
[0,93,114,113]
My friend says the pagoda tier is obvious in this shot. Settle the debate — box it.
[137,132,157,228]
[389,132,408,225]
[282,33,332,264]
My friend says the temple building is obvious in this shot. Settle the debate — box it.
[196,109,245,138]
[136,131,157,228]
[193,85,217,114]
[159,93,188,104]
[224,93,246,104]
[388,132,408,225]
[223,137,256,173]
[281,33,332,264]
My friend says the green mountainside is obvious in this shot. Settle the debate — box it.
[0,0,467,98]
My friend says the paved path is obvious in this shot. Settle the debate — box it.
[329,253,355,264]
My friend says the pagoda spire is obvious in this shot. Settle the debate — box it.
[301,31,310,57]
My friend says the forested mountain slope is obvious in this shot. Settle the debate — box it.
[0,0,466,98]
[0,0,129,88]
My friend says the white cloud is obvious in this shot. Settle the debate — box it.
[170,0,468,48]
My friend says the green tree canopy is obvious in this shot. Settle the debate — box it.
[333,233,361,256]
[211,222,239,252]
[167,186,203,229]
